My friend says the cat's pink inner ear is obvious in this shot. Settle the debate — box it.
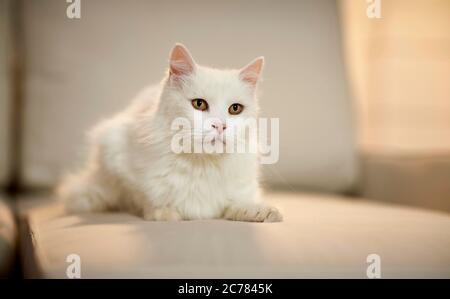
[239,57,264,87]
[169,44,196,78]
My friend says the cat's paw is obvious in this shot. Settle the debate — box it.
[224,204,283,223]
[143,207,182,221]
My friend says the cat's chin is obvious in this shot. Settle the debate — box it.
[202,142,227,156]
[210,138,226,146]
[185,139,227,156]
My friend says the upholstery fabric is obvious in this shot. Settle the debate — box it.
[361,153,450,213]
[0,0,11,186]
[0,196,17,277]
[18,192,450,278]
[21,0,357,192]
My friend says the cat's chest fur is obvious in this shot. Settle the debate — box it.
[138,151,257,220]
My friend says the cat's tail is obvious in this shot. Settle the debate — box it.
[56,169,113,214]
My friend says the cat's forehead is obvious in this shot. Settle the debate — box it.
[196,66,238,79]
[186,66,250,99]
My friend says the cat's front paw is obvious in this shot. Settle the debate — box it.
[224,204,283,223]
[143,207,182,221]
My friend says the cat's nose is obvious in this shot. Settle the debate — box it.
[211,122,226,134]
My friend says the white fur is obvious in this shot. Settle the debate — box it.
[57,44,282,222]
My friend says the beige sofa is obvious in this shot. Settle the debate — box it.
[17,192,450,278]
[0,196,16,278]
[0,0,449,278]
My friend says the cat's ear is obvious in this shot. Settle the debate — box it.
[239,56,264,87]
[169,43,196,80]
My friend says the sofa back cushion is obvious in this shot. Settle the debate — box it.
[21,0,357,192]
[0,0,11,187]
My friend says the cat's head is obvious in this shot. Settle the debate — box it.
[160,43,264,154]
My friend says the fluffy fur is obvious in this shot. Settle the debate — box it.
[57,44,282,222]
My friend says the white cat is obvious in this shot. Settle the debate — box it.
[57,44,282,222]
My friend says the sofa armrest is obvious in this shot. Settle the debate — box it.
[0,195,17,277]
[360,152,450,213]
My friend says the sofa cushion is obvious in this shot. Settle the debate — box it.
[0,0,11,186]
[0,196,17,277]
[21,0,357,192]
[18,192,450,278]
[361,153,450,213]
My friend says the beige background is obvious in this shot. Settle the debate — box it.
[340,0,450,155]
[339,0,450,212]
[20,0,357,192]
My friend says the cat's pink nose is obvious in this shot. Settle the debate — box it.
[211,122,226,134]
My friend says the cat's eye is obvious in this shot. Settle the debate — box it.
[191,98,208,111]
[228,103,244,115]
